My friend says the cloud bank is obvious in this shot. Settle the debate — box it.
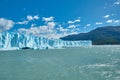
[0,18,14,32]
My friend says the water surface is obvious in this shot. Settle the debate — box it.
[0,46,120,80]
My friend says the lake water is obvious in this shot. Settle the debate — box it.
[0,45,120,80]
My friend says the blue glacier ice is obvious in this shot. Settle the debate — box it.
[0,32,92,50]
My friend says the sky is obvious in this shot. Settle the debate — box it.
[0,0,120,38]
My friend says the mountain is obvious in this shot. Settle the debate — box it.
[0,32,92,50]
[60,26,120,45]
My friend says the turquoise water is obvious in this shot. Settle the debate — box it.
[0,46,120,80]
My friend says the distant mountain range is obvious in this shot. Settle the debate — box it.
[60,26,120,45]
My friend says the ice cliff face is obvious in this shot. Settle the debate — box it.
[0,32,92,50]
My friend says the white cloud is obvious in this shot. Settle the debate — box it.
[18,21,56,38]
[42,16,54,22]
[103,15,110,18]
[18,17,80,39]
[106,20,113,23]
[68,21,73,24]
[0,18,14,32]
[33,15,39,20]
[18,24,79,39]
[16,15,39,25]
[68,19,80,24]
[27,15,39,21]
[114,20,120,23]
[69,31,78,35]
[47,22,56,29]
[18,28,29,33]
[114,0,120,5]
[84,24,91,29]
[31,24,36,27]
[27,15,33,21]
[75,19,80,22]
[95,22,103,25]
[18,21,79,39]
[58,27,68,32]
[86,24,91,27]
[19,16,62,38]
[68,25,76,28]
[16,21,28,25]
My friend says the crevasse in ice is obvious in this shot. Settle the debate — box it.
[0,32,92,50]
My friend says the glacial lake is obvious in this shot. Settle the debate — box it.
[0,45,120,80]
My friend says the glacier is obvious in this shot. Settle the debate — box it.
[0,32,92,50]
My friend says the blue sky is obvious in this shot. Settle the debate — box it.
[0,0,120,38]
